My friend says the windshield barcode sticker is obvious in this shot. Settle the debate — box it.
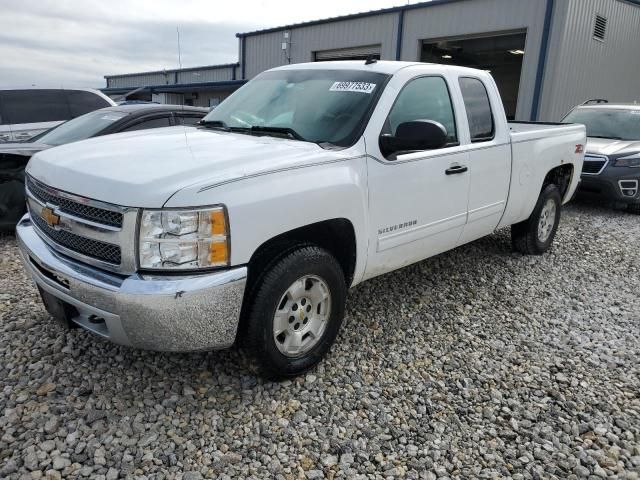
[329,81,376,94]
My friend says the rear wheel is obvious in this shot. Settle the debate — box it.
[244,245,346,379]
[511,183,562,255]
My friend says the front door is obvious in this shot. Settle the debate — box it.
[363,75,470,280]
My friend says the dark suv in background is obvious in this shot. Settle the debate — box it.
[0,104,208,230]
[563,102,640,214]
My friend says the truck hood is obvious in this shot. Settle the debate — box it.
[26,126,343,208]
[586,137,640,157]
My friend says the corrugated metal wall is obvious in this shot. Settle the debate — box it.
[399,0,548,120]
[541,0,640,120]
[107,72,169,88]
[106,65,236,88]
[241,0,548,120]
[243,13,398,78]
[177,66,236,84]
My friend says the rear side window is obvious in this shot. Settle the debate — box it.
[120,116,172,132]
[385,76,458,145]
[0,90,71,124]
[67,90,111,117]
[459,77,494,142]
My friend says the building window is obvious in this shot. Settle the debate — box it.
[593,15,607,42]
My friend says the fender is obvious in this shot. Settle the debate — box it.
[165,155,370,286]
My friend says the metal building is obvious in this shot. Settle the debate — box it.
[103,0,640,120]
[103,64,245,108]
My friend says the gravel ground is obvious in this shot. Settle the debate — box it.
[1,201,639,480]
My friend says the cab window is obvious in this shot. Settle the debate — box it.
[459,77,494,142]
[67,90,111,117]
[383,76,458,146]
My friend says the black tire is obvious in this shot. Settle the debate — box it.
[627,203,640,215]
[244,245,347,379]
[511,183,562,255]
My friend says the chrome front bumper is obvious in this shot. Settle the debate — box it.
[16,214,247,352]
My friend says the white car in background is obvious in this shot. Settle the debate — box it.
[0,87,115,142]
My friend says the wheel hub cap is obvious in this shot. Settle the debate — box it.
[273,275,332,357]
[537,199,557,242]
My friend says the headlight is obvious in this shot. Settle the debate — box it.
[614,153,640,168]
[139,207,229,270]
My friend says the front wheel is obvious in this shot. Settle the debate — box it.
[244,245,347,379]
[511,183,562,255]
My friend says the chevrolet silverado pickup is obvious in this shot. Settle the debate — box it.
[17,61,586,378]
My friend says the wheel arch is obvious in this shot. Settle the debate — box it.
[543,164,574,202]
[245,218,357,292]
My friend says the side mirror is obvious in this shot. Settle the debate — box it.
[379,120,448,158]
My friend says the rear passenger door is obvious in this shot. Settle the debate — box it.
[456,76,511,245]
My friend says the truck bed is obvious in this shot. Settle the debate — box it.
[509,121,584,143]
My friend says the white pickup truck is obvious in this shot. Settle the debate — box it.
[17,61,585,377]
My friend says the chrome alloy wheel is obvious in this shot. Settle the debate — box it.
[273,275,331,357]
[537,198,557,243]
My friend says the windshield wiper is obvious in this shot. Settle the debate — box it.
[248,126,305,141]
[199,122,308,142]
[198,120,230,131]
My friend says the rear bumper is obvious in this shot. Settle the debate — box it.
[16,214,247,352]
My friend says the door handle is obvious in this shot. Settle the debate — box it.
[15,133,31,140]
[445,164,468,175]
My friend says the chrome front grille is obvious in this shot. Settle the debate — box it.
[25,175,138,274]
[26,176,123,227]
[31,211,122,264]
[582,155,608,175]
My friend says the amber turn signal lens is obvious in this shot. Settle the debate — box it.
[209,209,226,236]
[209,240,228,265]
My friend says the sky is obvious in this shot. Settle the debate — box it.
[0,0,419,89]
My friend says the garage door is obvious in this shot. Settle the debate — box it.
[314,45,381,62]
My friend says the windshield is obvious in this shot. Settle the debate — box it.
[33,110,128,146]
[563,108,640,141]
[201,69,390,147]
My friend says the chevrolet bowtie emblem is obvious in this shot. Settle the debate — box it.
[41,207,60,228]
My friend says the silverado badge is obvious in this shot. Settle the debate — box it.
[41,207,60,228]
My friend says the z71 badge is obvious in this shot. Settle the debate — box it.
[378,220,417,235]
